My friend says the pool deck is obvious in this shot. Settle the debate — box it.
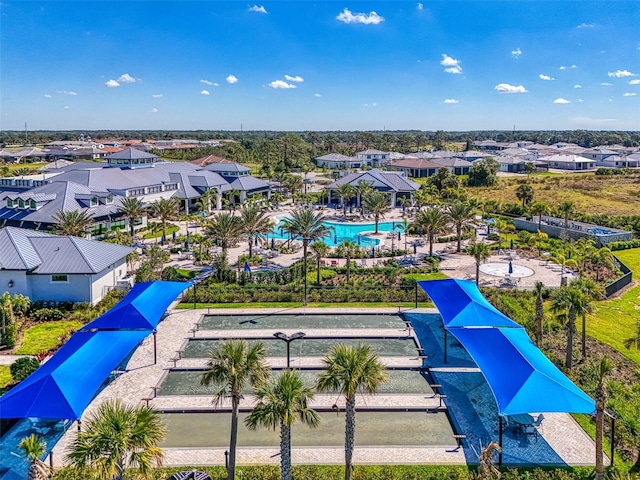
[50,306,599,469]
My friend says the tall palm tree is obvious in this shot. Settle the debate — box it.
[334,183,355,218]
[550,287,593,369]
[118,197,146,236]
[336,240,360,282]
[529,201,549,231]
[19,434,50,480]
[413,207,449,256]
[446,200,475,252]
[245,370,320,480]
[362,191,390,234]
[558,201,575,229]
[356,180,373,211]
[515,183,534,208]
[316,343,387,480]
[52,209,93,237]
[571,277,605,359]
[66,400,166,480]
[195,189,217,215]
[204,212,243,253]
[201,340,270,480]
[240,206,275,258]
[281,209,333,293]
[468,241,491,285]
[623,320,640,350]
[310,240,330,285]
[149,197,180,242]
[593,356,613,480]
[533,281,546,345]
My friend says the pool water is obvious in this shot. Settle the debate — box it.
[182,338,419,359]
[199,314,407,330]
[160,411,456,448]
[157,369,434,396]
[271,220,405,247]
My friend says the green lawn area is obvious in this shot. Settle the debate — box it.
[586,249,640,365]
[3,162,47,173]
[16,320,84,355]
[177,301,433,309]
[403,272,449,281]
[143,224,180,239]
[0,365,12,394]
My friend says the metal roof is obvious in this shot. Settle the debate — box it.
[106,147,159,160]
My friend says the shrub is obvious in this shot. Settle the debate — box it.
[32,307,65,322]
[10,356,40,381]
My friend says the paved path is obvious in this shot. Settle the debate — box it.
[0,354,28,366]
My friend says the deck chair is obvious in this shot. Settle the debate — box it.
[533,413,544,434]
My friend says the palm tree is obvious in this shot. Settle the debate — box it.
[66,400,165,480]
[550,287,593,369]
[149,197,180,242]
[446,200,475,252]
[204,212,243,253]
[558,201,575,229]
[529,201,549,231]
[534,230,549,257]
[468,241,491,285]
[593,356,613,480]
[533,281,546,345]
[19,434,50,480]
[515,183,534,208]
[362,191,390,234]
[623,320,640,350]
[549,253,578,284]
[356,180,373,211]
[281,209,333,295]
[240,206,275,258]
[201,340,270,480]
[413,207,449,256]
[195,189,217,215]
[245,370,320,480]
[316,343,387,480]
[310,240,330,285]
[118,197,146,236]
[571,277,605,359]
[334,183,355,218]
[336,240,360,282]
[52,209,93,237]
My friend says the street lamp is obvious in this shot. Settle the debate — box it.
[273,331,306,368]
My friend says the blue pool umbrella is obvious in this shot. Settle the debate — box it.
[185,240,190,249]
[271,237,275,249]
[392,221,395,229]
[357,235,361,245]
[510,239,514,250]
[509,261,513,274]
[398,231,401,240]
[254,237,258,247]
[186,229,190,237]
[160,236,165,246]
[413,243,417,255]
[334,235,338,245]
[244,261,252,273]
[172,231,176,242]
[371,247,375,258]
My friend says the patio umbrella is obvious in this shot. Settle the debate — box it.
[371,247,375,258]
[271,237,275,249]
[172,231,176,242]
[398,231,401,240]
[160,236,165,246]
[510,239,514,250]
[413,243,417,255]
[185,240,190,250]
[244,261,252,273]
[334,235,338,245]
[357,235,361,245]
[508,261,513,274]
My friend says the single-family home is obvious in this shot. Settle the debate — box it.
[541,154,596,171]
[388,158,442,178]
[327,169,419,207]
[314,153,360,169]
[355,149,390,167]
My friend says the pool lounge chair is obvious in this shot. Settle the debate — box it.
[167,470,212,480]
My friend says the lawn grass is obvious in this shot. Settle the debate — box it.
[16,320,84,355]
[573,413,630,470]
[0,365,12,394]
[177,301,433,309]
[585,248,640,366]
[403,272,449,281]
[3,162,47,173]
[143,224,180,240]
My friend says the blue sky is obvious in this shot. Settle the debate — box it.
[1,1,639,131]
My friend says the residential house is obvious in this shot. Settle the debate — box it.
[388,158,442,178]
[314,153,360,169]
[541,154,596,171]
[327,169,419,207]
[355,149,390,167]
[430,157,474,175]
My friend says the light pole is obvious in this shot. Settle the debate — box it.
[273,331,306,368]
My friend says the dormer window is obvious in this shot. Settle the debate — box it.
[30,200,36,209]
[18,199,25,209]
[106,194,114,204]
[7,199,13,208]
[91,197,98,207]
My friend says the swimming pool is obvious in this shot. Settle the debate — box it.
[271,219,405,247]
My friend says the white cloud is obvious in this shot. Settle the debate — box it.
[63,106,70,109]
[226,75,238,84]
[117,73,138,84]
[539,74,554,81]
[608,69,636,78]
[269,80,297,89]
[623,92,637,97]
[441,54,462,74]
[363,103,378,107]
[443,98,459,104]
[57,90,78,95]
[105,79,120,88]
[314,93,322,97]
[248,5,267,13]
[336,8,384,25]
[284,75,304,83]
[629,79,640,85]
[44,94,52,98]
[577,23,594,28]
[559,65,578,70]
[553,98,571,104]
[601,82,613,87]
[578,99,584,102]
[417,3,423,10]
[152,108,158,113]
[494,83,528,94]
[200,79,219,86]
[571,116,617,125]
[574,84,582,89]
[511,48,522,59]
[200,90,210,95]
[152,94,163,98]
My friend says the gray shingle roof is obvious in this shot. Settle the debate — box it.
[328,169,419,192]
[106,147,158,160]
[203,162,251,174]
[229,176,271,192]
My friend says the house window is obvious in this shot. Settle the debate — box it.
[30,200,36,209]
[7,199,13,208]
[106,194,114,204]
[18,199,25,209]
[51,274,69,283]
[91,197,98,206]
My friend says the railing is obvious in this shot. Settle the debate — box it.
[605,255,632,298]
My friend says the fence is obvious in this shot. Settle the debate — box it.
[605,255,633,298]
